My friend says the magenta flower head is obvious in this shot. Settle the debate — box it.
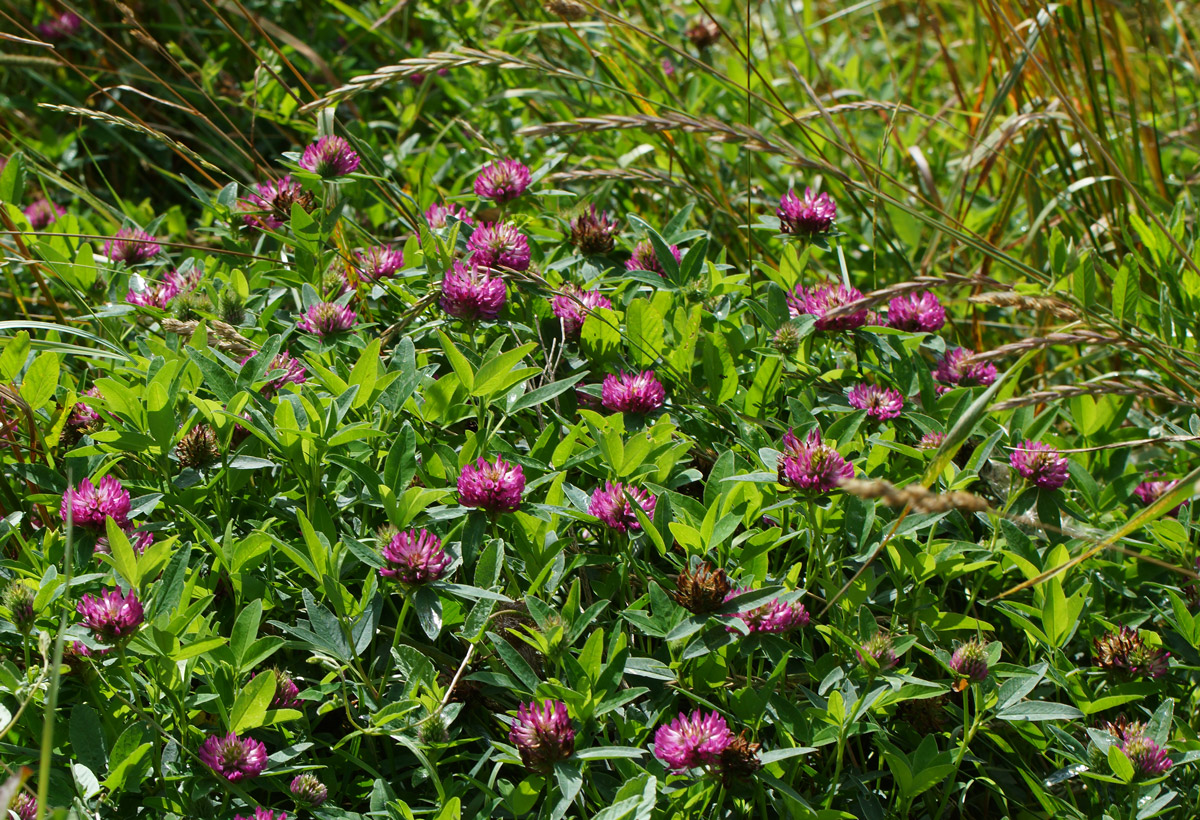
[297,302,356,337]
[888,291,946,333]
[777,188,836,237]
[932,347,997,393]
[76,587,144,645]
[1123,732,1173,779]
[426,202,474,229]
[777,428,853,494]
[857,633,898,672]
[1134,473,1186,513]
[68,387,103,430]
[654,710,733,772]
[290,773,329,808]
[272,669,302,709]
[474,159,532,203]
[508,700,576,773]
[104,227,160,265]
[847,384,904,420]
[918,431,946,450]
[589,481,657,533]
[1010,440,1069,490]
[61,475,131,530]
[127,268,192,308]
[24,199,65,230]
[601,371,666,414]
[299,136,360,178]
[199,732,268,782]
[94,528,153,557]
[355,245,404,283]
[10,793,36,820]
[569,206,619,255]
[949,638,989,683]
[242,350,308,396]
[787,282,868,330]
[440,261,507,321]
[36,12,81,40]
[241,176,312,231]
[379,529,451,585]
[625,240,681,276]
[724,588,809,634]
[550,285,612,337]
[467,222,531,271]
[458,456,525,514]
[234,810,286,820]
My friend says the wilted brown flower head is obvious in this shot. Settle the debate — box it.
[1093,627,1169,679]
[686,19,721,49]
[176,424,220,469]
[673,562,732,614]
[717,731,762,784]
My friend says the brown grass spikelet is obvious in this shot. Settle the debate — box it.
[967,292,1079,319]
[162,318,258,359]
[837,477,991,514]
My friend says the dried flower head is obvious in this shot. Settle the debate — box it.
[426,202,474,229]
[4,581,35,634]
[673,562,732,615]
[241,176,313,231]
[474,159,532,203]
[777,428,853,494]
[1010,440,1069,490]
[24,198,65,230]
[355,245,404,283]
[787,283,868,330]
[298,135,360,177]
[949,638,989,683]
[379,529,451,585]
[440,261,507,321]
[777,188,836,237]
[198,732,268,782]
[625,240,681,276]
[1093,627,1169,679]
[857,633,898,672]
[176,424,220,469]
[458,456,525,514]
[686,19,721,49]
[589,481,657,533]
[724,588,809,634]
[601,371,666,414]
[550,285,612,337]
[888,291,946,333]
[297,302,356,337]
[467,222,531,271]
[717,732,762,784]
[847,384,904,420]
[104,227,160,265]
[77,587,144,645]
[569,206,618,255]
[654,710,732,771]
[290,773,329,808]
[508,700,576,773]
[61,475,131,531]
[932,347,997,393]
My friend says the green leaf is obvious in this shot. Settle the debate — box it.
[0,152,25,204]
[231,599,263,668]
[229,668,276,732]
[438,330,475,391]
[20,351,59,411]
[580,307,621,362]
[626,300,665,366]
[1110,255,1139,325]
[0,331,30,381]
[104,516,140,589]
[1073,254,1097,310]
[1108,744,1134,783]
[508,371,588,414]
[995,701,1083,722]
[70,704,108,775]
[473,342,537,397]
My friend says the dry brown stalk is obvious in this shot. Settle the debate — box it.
[838,478,991,514]
[967,291,1079,319]
[990,380,1199,412]
[961,331,1126,366]
[38,104,223,174]
[162,318,257,359]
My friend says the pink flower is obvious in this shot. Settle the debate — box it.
[724,588,809,634]
[198,732,268,782]
[1010,440,1069,490]
[474,159,532,203]
[467,222,531,271]
[949,639,989,682]
[458,456,525,514]
[918,431,946,450]
[787,283,868,330]
[857,633,898,671]
[653,710,733,772]
[1123,731,1173,778]
[625,240,681,276]
[508,700,576,773]
[601,371,666,414]
[1134,473,1186,513]
[290,773,329,807]
[297,302,356,337]
[847,384,904,420]
[932,348,997,392]
[10,793,36,820]
[440,261,506,321]
[76,587,144,645]
[68,387,103,429]
[355,246,404,283]
[777,188,836,236]
[126,268,197,308]
[569,206,618,255]
[240,176,310,231]
[589,481,656,533]
[241,351,308,396]
[379,529,450,585]
[887,291,945,333]
[298,136,360,177]
[23,199,65,230]
[550,285,612,337]
[253,668,302,709]
[777,428,853,493]
[36,12,81,40]
[426,202,474,229]
[61,475,131,530]
[104,228,160,265]
[235,811,286,820]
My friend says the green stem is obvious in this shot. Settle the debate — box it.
[379,594,412,691]
[35,507,75,820]
[934,685,984,819]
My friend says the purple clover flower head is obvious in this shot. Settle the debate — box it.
[61,475,131,530]
[662,58,677,77]
[474,159,532,203]
[290,773,329,808]
[918,431,946,450]
[299,136,360,177]
[777,428,853,494]
[379,529,450,585]
[847,384,904,420]
[94,528,153,557]
[71,640,111,659]
[69,387,103,429]
[269,669,302,709]
[653,710,733,772]
[550,285,612,337]
[857,633,898,672]
[787,282,868,330]
[1010,440,1069,490]
[601,370,666,414]
[458,456,525,514]
[508,700,576,773]
[355,245,404,283]
[932,347,997,393]
[234,811,286,820]
[949,638,989,683]
[241,176,310,231]
[126,268,196,308]
[241,351,308,396]
[104,228,160,265]
[724,588,809,634]
[297,302,356,337]
[24,199,65,230]
[36,12,81,40]
[198,732,268,782]
[467,222,531,271]
[10,793,36,820]
[887,291,946,333]
[625,240,681,276]
[425,202,474,229]
[1093,627,1169,679]
[777,188,836,237]
[440,261,507,321]
[76,587,144,645]
[569,206,618,255]
[1134,473,1186,514]
[1123,732,1173,779]
[589,481,657,533]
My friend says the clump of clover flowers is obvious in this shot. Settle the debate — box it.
[653,709,761,784]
